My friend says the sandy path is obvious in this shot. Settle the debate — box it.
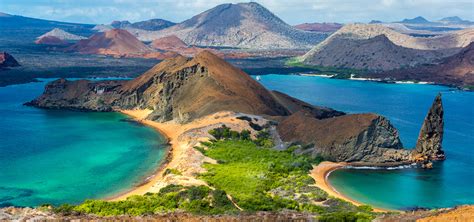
[310,161,392,213]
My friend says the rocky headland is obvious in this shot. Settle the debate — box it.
[27,50,444,166]
[21,50,450,221]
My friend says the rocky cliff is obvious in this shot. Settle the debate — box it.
[277,110,412,163]
[412,94,445,166]
[277,93,446,164]
[27,51,340,123]
[28,51,444,165]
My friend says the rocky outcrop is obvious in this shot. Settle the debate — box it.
[28,51,445,166]
[27,51,333,123]
[0,52,20,68]
[25,78,124,111]
[277,94,446,164]
[277,110,411,163]
[412,94,445,166]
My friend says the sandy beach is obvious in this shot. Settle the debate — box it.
[110,110,267,201]
[310,161,392,213]
[111,111,395,213]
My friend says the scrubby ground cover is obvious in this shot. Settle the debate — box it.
[48,125,375,221]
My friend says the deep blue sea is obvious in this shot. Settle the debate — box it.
[258,74,474,210]
[0,80,167,207]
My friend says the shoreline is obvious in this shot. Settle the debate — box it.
[107,110,175,201]
[310,161,397,213]
[109,111,399,213]
[108,110,255,201]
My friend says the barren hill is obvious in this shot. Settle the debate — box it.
[67,29,153,56]
[150,35,188,51]
[136,2,327,49]
[369,42,474,87]
[302,34,448,71]
[318,24,473,50]
[301,24,473,70]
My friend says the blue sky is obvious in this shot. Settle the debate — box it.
[0,0,473,25]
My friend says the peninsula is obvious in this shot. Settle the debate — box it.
[24,51,446,220]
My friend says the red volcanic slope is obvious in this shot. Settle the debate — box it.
[68,29,152,56]
[151,35,188,50]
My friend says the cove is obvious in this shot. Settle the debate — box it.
[258,74,474,210]
[0,80,167,207]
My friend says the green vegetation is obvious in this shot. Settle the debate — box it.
[198,125,375,219]
[285,57,368,79]
[54,185,237,216]
[48,125,376,220]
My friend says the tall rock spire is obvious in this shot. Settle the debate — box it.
[412,93,445,166]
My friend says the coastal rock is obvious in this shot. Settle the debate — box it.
[0,52,20,68]
[28,51,439,165]
[28,51,335,124]
[25,78,124,111]
[277,110,411,163]
[412,94,445,162]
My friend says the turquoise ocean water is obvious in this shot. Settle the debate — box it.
[258,74,474,210]
[0,80,167,207]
